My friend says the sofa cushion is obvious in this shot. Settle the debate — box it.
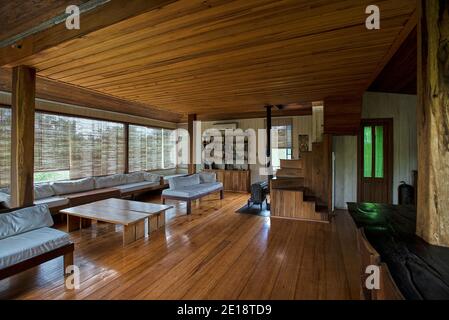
[34,184,55,200]
[0,227,71,270]
[143,172,161,183]
[0,187,10,194]
[169,174,200,189]
[51,177,95,195]
[94,174,127,189]
[126,172,145,184]
[163,182,223,198]
[199,172,217,183]
[163,174,187,184]
[0,205,54,240]
[64,188,121,207]
[115,181,160,194]
[34,197,69,209]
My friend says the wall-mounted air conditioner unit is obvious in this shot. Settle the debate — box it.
[212,122,238,130]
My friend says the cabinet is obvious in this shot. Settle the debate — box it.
[204,169,250,193]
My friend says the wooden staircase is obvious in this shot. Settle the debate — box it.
[270,140,331,223]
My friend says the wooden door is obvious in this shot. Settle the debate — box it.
[358,119,393,204]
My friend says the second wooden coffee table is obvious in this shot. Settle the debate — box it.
[61,199,173,246]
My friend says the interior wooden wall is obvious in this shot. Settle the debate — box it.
[332,92,417,206]
[323,96,362,135]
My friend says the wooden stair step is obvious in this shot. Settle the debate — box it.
[276,168,304,178]
[280,159,303,169]
[270,177,305,190]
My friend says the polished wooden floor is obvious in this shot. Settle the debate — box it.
[0,193,360,300]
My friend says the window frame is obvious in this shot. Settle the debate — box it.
[0,105,178,187]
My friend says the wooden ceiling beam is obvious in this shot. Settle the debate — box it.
[196,108,313,122]
[0,67,182,123]
[0,0,177,67]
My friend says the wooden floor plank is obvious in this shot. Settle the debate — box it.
[0,193,360,300]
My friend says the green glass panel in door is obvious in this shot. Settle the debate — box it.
[363,126,373,178]
[375,126,384,178]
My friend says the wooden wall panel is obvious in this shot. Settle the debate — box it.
[324,96,362,135]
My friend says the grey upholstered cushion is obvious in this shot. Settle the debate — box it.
[51,177,95,195]
[126,172,145,184]
[163,174,188,184]
[199,172,217,183]
[115,181,160,193]
[94,174,127,189]
[162,182,223,198]
[143,173,162,183]
[0,205,54,240]
[0,187,10,194]
[34,184,55,200]
[34,196,69,208]
[0,227,71,270]
[168,174,200,189]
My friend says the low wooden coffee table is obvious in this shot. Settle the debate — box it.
[95,198,173,232]
[61,199,173,246]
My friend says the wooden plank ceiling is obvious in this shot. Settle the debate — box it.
[1,0,417,122]
[369,27,417,95]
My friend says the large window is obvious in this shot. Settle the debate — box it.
[0,107,177,186]
[271,118,293,172]
[0,107,11,187]
[34,113,125,182]
[129,125,176,172]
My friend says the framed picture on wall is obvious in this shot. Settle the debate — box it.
[298,135,309,152]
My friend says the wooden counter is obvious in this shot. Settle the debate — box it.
[348,203,449,300]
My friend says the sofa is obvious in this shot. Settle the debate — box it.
[0,205,74,281]
[161,172,224,214]
[0,172,165,212]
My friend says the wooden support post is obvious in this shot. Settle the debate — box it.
[265,105,273,181]
[188,114,197,174]
[186,200,192,215]
[81,218,92,229]
[10,66,36,208]
[148,215,158,233]
[124,123,130,174]
[67,215,81,232]
[157,212,166,228]
[64,251,74,276]
[416,0,449,247]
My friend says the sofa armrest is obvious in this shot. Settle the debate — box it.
[0,192,11,209]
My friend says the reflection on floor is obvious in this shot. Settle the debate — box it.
[0,193,360,300]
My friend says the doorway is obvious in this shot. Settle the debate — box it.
[358,119,393,204]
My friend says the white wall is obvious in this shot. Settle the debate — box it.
[333,136,357,209]
[333,92,417,208]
